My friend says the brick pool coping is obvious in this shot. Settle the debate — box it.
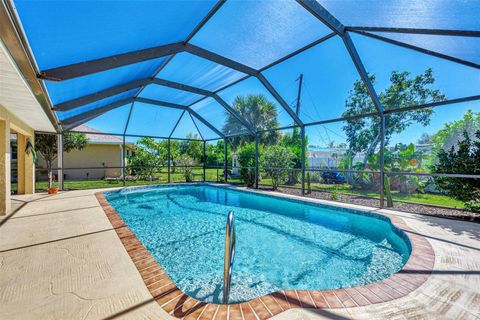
[95,191,435,320]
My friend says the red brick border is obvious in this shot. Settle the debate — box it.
[96,192,434,320]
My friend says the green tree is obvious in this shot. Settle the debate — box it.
[128,137,166,180]
[178,134,203,163]
[167,140,180,173]
[205,140,226,167]
[343,69,446,171]
[35,132,89,187]
[369,143,426,201]
[417,133,433,145]
[223,94,281,149]
[432,130,480,212]
[280,128,307,184]
[262,145,295,190]
[431,110,480,153]
[369,143,425,173]
[237,142,260,187]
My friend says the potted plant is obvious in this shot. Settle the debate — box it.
[47,175,59,194]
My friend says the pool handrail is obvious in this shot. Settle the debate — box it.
[223,211,236,304]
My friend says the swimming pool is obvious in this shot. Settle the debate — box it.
[105,184,411,304]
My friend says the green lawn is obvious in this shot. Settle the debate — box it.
[211,175,465,209]
[11,169,465,209]
[299,182,465,209]
[11,168,224,192]
[227,177,465,209]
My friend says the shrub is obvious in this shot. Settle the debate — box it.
[237,142,257,187]
[330,190,338,201]
[261,145,295,190]
[432,130,480,212]
[127,138,175,180]
[306,172,311,194]
[176,155,194,182]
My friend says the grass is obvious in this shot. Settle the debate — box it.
[298,182,465,209]
[11,168,224,192]
[208,173,466,209]
[225,176,465,209]
[11,169,465,209]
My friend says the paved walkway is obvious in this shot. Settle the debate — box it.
[0,188,479,319]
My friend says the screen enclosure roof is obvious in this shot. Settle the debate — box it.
[4,0,480,140]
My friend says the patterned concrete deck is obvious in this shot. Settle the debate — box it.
[0,187,479,319]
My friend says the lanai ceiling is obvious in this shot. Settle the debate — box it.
[3,0,479,140]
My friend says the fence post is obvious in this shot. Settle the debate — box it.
[57,133,64,191]
[255,134,259,189]
[379,114,386,208]
[203,141,206,182]
[122,134,126,186]
[167,138,171,183]
[224,138,228,183]
[301,126,306,196]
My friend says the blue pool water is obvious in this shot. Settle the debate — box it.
[105,185,411,304]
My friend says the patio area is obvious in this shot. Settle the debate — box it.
[1,187,479,320]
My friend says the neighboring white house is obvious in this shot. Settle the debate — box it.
[308,144,434,170]
[307,146,365,169]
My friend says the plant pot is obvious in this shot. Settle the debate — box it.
[47,187,59,194]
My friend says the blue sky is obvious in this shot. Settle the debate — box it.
[13,0,480,146]
[86,31,479,146]
[84,2,480,145]
[298,33,480,147]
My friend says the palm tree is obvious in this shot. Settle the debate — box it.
[223,94,281,150]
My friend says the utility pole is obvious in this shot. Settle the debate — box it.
[296,74,303,116]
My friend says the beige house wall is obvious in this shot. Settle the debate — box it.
[0,104,35,215]
[38,144,123,181]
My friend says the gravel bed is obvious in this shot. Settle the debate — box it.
[254,186,479,223]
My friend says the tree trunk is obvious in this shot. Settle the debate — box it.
[46,160,52,189]
[360,133,380,172]
[345,150,355,184]
[384,175,394,207]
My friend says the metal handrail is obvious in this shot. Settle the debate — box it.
[223,211,236,304]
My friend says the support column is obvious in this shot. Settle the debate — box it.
[122,135,126,186]
[301,126,306,196]
[224,138,228,183]
[255,134,259,189]
[17,134,25,194]
[167,139,171,183]
[17,134,34,194]
[57,133,64,191]
[203,141,206,182]
[379,115,386,208]
[0,119,11,215]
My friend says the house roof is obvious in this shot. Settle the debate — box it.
[0,41,55,132]
[74,124,132,145]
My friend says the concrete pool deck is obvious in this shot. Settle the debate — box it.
[0,186,479,319]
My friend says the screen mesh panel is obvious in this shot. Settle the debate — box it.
[14,0,217,69]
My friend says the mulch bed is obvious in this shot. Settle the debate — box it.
[254,186,479,223]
